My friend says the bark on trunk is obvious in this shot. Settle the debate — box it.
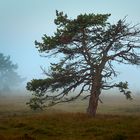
[87,91,99,117]
[87,77,101,117]
[87,64,102,117]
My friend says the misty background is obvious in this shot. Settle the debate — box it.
[0,0,140,94]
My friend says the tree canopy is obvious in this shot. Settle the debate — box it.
[0,53,24,94]
[26,11,140,116]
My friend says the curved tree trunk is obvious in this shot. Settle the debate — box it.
[87,74,101,117]
[87,91,100,117]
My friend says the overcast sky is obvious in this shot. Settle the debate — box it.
[0,0,140,91]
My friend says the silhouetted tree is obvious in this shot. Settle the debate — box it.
[0,53,24,95]
[26,11,140,116]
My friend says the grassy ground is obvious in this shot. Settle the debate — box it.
[0,113,140,140]
[0,94,140,140]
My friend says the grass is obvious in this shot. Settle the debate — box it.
[0,113,140,140]
[0,94,140,140]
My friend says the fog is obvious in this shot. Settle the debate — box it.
[0,0,140,96]
[1,3,140,140]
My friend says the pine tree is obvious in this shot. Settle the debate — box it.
[26,11,140,116]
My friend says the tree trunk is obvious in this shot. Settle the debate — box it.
[87,77,101,117]
[87,91,99,117]
[87,65,102,117]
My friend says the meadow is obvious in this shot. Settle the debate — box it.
[0,94,140,140]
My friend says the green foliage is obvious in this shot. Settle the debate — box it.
[27,78,53,93]
[35,11,110,52]
[26,97,45,110]
[116,82,132,100]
